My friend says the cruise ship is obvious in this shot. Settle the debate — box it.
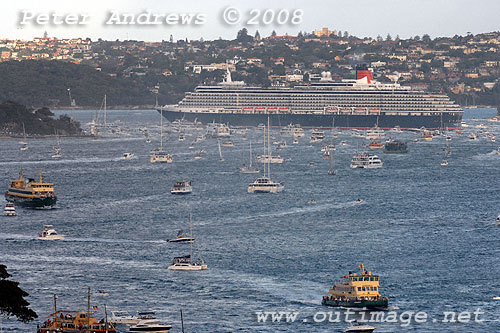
[159,65,463,129]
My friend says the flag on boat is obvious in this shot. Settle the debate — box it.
[93,306,98,310]
[177,230,183,237]
[360,263,364,270]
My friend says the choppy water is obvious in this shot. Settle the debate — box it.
[1,108,500,332]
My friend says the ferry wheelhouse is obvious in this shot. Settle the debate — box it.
[322,265,389,309]
[159,65,463,129]
[5,170,57,208]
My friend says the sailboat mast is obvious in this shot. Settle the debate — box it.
[249,142,253,168]
[104,94,107,127]
[262,123,266,177]
[267,117,271,179]
[160,106,163,150]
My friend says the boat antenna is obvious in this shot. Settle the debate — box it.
[39,170,43,183]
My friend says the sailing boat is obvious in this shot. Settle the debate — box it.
[328,148,336,175]
[239,141,259,174]
[19,123,28,150]
[248,117,284,193]
[168,213,195,243]
[168,213,207,271]
[218,139,224,162]
[51,131,62,158]
[150,106,173,163]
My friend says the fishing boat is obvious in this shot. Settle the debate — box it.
[168,213,207,271]
[37,291,116,333]
[350,154,383,169]
[151,107,173,163]
[38,225,64,240]
[194,150,203,160]
[223,141,234,147]
[129,319,172,332]
[4,202,16,216]
[293,137,299,145]
[171,181,192,195]
[5,170,57,208]
[239,142,260,174]
[248,118,284,193]
[322,264,389,309]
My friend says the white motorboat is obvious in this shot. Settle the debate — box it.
[4,202,16,216]
[122,152,135,160]
[110,310,140,325]
[345,321,376,333]
[38,225,64,240]
[350,153,383,169]
[168,214,196,243]
[171,180,192,195]
[441,160,448,166]
[496,214,500,225]
[129,319,172,332]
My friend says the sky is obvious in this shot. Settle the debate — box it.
[3,0,499,41]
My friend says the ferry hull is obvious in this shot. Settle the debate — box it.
[159,109,462,130]
[322,298,388,309]
[5,193,57,208]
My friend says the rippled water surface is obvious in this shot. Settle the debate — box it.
[1,108,500,332]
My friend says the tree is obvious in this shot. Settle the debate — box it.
[236,28,253,43]
[271,30,277,37]
[254,30,261,40]
[343,31,349,38]
[0,265,37,323]
[395,35,400,41]
[297,31,303,38]
[376,35,383,42]
[386,34,392,41]
[169,34,174,43]
[422,34,431,43]
[414,35,421,41]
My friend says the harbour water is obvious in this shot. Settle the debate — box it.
[1,108,500,332]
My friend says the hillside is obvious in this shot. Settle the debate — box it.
[0,101,82,136]
[0,60,155,108]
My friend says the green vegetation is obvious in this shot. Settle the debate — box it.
[0,60,155,107]
[0,264,37,323]
[0,101,82,136]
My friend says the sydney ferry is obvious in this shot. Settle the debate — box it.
[5,170,57,208]
[159,65,463,129]
[322,264,389,309]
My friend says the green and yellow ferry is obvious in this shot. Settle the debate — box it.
[322,264,388,309]
[5,169,57,208]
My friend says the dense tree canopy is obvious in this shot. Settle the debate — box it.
[0,265,37,323]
